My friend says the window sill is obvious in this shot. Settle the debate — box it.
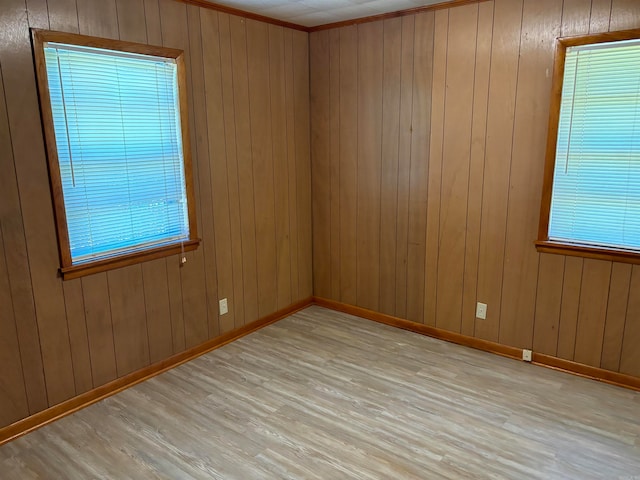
[60,239,201,280]
[535,240,640,265]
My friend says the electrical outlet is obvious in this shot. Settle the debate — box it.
[475,302,487,320]
[522,349,532,362]
[219,298,228,315]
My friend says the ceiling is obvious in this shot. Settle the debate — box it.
[203,0,457,28]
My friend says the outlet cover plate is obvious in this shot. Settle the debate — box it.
[219,298,228,315]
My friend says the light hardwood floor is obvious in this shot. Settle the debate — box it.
[1,305,639,479]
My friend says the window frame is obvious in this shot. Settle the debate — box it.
[32,29,199,280]
[536,28,640,265]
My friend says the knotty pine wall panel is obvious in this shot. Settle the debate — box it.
[0,0,311,428]
[310,0,640,378]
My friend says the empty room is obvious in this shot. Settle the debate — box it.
[0,0,639,477]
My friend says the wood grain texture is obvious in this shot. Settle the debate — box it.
[435,4,476,334]
[394,16,415,320]
[378,17,402,316]
[309,0,640,382]
[461,0,493,338]
[0,0,311,429]
[475,0,523,342]
[355,21,383,312]
[3,0,75,407]
[573,260,612,367]
[2,305,640,478]
[338,25,358,306]
[498,0,561,350]
[408,11,432,325]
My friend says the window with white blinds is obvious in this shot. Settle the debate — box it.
[540,31,640,261]
[33,30,198,278]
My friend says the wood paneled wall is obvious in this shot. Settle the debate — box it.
[0,0,311,428]
[310,0,640,379]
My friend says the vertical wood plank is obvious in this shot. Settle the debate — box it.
[556,256,583,360]
[82,274,117,386]
[600,263,631,371]
[394,16,415,319]
[619,266,640,377]
[329,28,342,302]
[461,0,493,337]
[356,21,383,312]
[62,279,93,394]
[218,13,246,328]
[0,39,48,414]
[142,259,173,363]
[244,37,278,313]
[229,15,260,323]
[269,24,293,309]
[47,0,79,32]
[310,31,331,299]
[293,30,312,299]
[588,0,612,33]
[573,259,611,367]
[423,9,446,327]
[202,10,234,333]
[609,0,640,30]
[435,5,477,333]
[560,0,592,36]
[532,254,565,356]
[183,4,212,345]
[108,267,150,376]
[77,0,118,39]
[25,0,49,28]
[143,0,162,44]
[499,0,561,349]
[406,11,433,325]
[338,25,358,305]
[0,224,30,427]
[247,19,278,318]
[115,0,146,43]
[2,0,75,406]
[378,17,402,316]
[284,30,300,301]
[475,0,523,342]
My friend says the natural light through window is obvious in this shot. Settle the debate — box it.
[33,30,198,279]
[537,29,640,263]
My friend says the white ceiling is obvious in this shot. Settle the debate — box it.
[205,0,457,28]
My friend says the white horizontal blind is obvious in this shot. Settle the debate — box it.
[44,42,189,264]
[549,39,640,251]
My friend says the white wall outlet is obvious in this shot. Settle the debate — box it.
[475,302,487,320]
[219,298,228,315]
[522,349,532,362]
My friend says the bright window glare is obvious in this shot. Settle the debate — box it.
[44,43,190,263]
[548,40,640,251]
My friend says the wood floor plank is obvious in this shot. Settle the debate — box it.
[2,306,639,479]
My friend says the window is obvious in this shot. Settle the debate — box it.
[537,29,640,264]
[32,30,199,279]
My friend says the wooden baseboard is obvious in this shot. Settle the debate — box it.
[313,297,640,392]
[0,297,313,446]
